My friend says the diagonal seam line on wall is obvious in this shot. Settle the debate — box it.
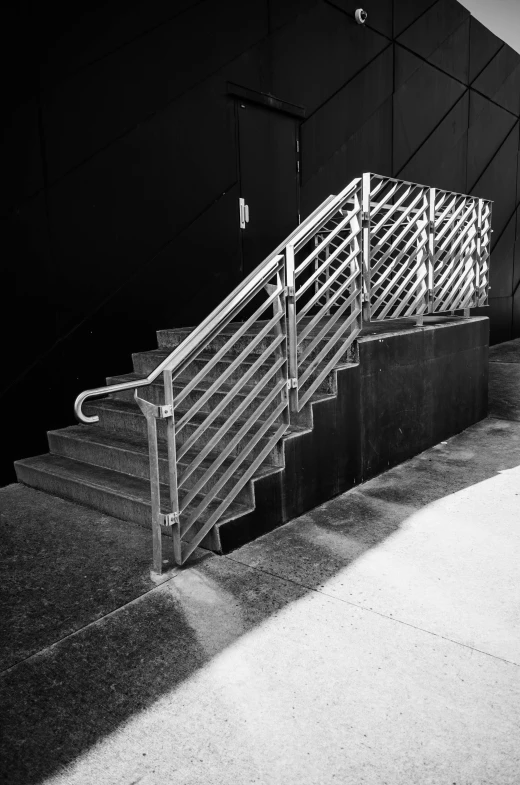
[468,119,519,194]
[0,183,238,400]
[395,39,520,121]
[41,0,207,92]
[392,0,441,41]
[301,43,393,124]
[471,48,520,99]
[395,89,469,178]
[396,14,470,79]
[470,42,505,86]
[40,12,298,193]
[302,95,393,186]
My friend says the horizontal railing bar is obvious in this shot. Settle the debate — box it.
[370,173,491,203]
[294,207,361,276]
[298,313,361,409]
[180,394,287,522]
[371,241,428,311]
[435,211,476,256]
[292,180,361,251]
[177,347,285,464]
[371,217,427,278]
[74,255,284,423]
[295,227,360,298]
[296,251,359,322]
[434,246,475,294]
[371,182,418,224]
[300,288,361,365]
[298,297,359,388]
[174,301,283,416]
[376,260,428,320]
[180,384,287,531]
[177,369,285,499]
[371,192,427,252]
[434,200,471,241]
[175,328,285,439]
[180,419,288,563]
[297,268,359,347]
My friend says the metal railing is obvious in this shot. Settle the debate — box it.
[74,174,492,570]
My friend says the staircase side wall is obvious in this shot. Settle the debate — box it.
[218,317,489,553]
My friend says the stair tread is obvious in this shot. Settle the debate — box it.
[15,453,252,519]
[106,371,276,399]
[84,396,285,436]
[48,424,282,479]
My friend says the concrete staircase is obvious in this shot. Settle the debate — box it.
[15,320,358,553]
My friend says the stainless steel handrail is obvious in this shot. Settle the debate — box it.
[73,189,350,424]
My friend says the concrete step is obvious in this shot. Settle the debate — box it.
[47,425,279,507]
[14,453,252,551]
[156,319,358,365]
[105,372,281,420]
[82,399,286,464]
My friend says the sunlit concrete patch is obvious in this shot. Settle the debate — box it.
[232,418,520,664]
[43,578,520,785]
[302,466,520,663]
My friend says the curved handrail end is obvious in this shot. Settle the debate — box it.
[74,391,100,424]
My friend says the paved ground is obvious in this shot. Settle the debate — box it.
[1,338,520,785]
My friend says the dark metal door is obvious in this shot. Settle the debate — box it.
[237,101,300,277]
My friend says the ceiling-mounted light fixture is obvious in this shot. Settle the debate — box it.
[355,8,367,25]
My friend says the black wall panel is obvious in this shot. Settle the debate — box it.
[398,92,468,193]
[42,0,267,182]
[0,100,44,216]
[471,123,519,242]
[396,0,469,69]
[46,76,236,334]
[266,2,388,113]
[467,91,517,190]
[2,0,520,484]
[327,0,393,39]
[393,47,466,172]
[300,45,393,183]
[468,17,502,84]
[393,0,438,38]
[37,1,200,89]
[472,44,520,116]
[301,97,393,218]
[489,212,516,299]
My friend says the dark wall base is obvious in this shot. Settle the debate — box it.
[217,316,489,553]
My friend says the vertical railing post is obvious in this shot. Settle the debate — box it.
[134,391,167,575]
[361,172,371,323]
[163,369,181,565]
[285,242,299,413]
[265,268,290,429]
[428,187,435,314]
[475,198,483,308]
[351,185,363,334]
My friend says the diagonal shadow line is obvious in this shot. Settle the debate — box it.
[2,395,520,785]
[395,89,469,178]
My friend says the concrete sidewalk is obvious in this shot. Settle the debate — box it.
[1,339,520,785]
